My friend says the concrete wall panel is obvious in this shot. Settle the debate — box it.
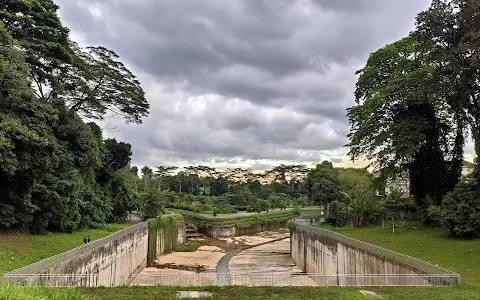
[290,224,458,286]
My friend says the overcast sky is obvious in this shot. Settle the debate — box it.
[54,0,474,170]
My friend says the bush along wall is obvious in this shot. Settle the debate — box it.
[147,213,185,265]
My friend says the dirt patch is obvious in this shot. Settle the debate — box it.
[185,229,290,251]
[155,247,225,269]
[152,262,207,273]
[197,245,223,252]
[218,230,290,247]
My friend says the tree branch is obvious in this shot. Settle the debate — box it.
[70,74,106,111]
[32,76,45,100]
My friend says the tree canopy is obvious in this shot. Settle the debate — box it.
[0,0,149,123]
[305,161,339,206]
[0,1,149,232]
[348,34,465,204]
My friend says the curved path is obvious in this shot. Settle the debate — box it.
[215,236,293,286]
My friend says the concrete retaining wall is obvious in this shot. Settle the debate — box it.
[290,224,459,286]
[203,221,289,238]
[5,222,149,287]
[4,214,187,287]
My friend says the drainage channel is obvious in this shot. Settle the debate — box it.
[215,237,290,286]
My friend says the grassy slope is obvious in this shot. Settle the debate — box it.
[0,223,130,275]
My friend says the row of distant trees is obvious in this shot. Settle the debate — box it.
[122,162,380,220]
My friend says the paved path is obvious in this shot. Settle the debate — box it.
[215,248,243,286]
[215,236,294,286]
[228,238,317,286]
[127,214,143,224]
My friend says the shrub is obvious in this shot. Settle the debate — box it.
[170,201,200,212]
[440,181,480,238]
[381,189,417,221]
[140,190,163,219]
[423,205,447,227]
[327,200,348,227]
[215,204,237,214]
[343,190,381,228]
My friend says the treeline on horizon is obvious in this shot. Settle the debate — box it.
[123,162,376,217]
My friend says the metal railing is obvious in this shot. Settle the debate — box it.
[2,221,149,282]
[1,273,459,287]
[293,222,460,285]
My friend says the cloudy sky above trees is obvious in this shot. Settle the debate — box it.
[55,0,474,170]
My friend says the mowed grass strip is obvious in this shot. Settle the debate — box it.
[0,285,91,300]
[0,223,130,275]
[84,286,374,300]
[83,285,480,300]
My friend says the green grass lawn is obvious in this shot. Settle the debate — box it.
[0,223,130,275]
[82,285,480,300]
[0,285,90,300]
[83,286,387,300]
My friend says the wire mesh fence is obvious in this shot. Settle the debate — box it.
[1,273,459,287]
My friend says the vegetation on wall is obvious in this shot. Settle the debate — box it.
[147,214,185,265]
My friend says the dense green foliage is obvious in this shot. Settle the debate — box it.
[0,1,148,233]
[325,168,383,228]
[305,161,339,207]
[347,0,480,236]
[348,37,463,206]
[326,200,348,227]
[430,182,480,238]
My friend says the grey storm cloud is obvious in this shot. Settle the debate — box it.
[55,0,432,168]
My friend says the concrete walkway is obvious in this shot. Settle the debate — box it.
[215,248,243,286]
[126,214,143,224]
[228,238,317,286]
[215,233,293,286]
